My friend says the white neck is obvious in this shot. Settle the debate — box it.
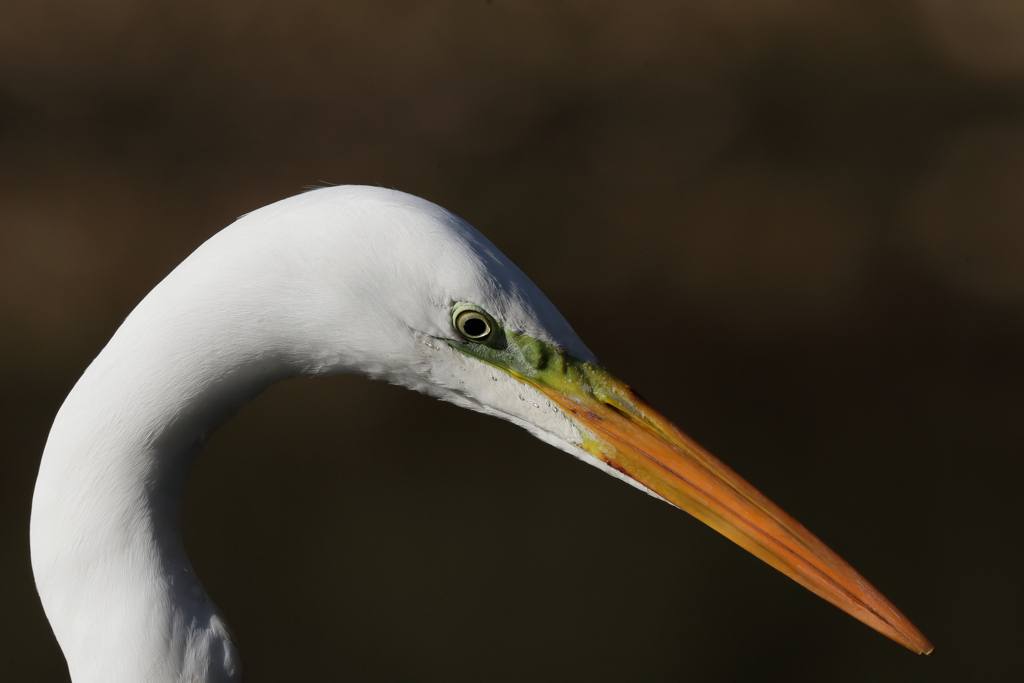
[30,267,304,682]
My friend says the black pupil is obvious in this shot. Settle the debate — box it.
[462,316,488,338]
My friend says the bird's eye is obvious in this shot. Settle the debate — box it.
[454,309,492,341]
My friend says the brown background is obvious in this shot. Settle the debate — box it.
[2,1,1022,681]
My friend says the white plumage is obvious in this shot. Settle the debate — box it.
[30,187,615,682]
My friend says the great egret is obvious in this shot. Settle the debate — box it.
[31,186,932,682]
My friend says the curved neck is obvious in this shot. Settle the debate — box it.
[28,186,582,682]
[30,277,302,683]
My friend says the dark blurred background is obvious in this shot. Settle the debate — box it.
[2,1,1022,681]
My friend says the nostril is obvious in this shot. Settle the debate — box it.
[603,401,630,419]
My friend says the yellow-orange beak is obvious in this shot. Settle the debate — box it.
[532,365,932,654]
[449,318,932,653]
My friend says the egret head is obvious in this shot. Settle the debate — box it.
[216,186,931,654]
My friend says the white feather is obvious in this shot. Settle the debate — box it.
[31,186,633,683]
